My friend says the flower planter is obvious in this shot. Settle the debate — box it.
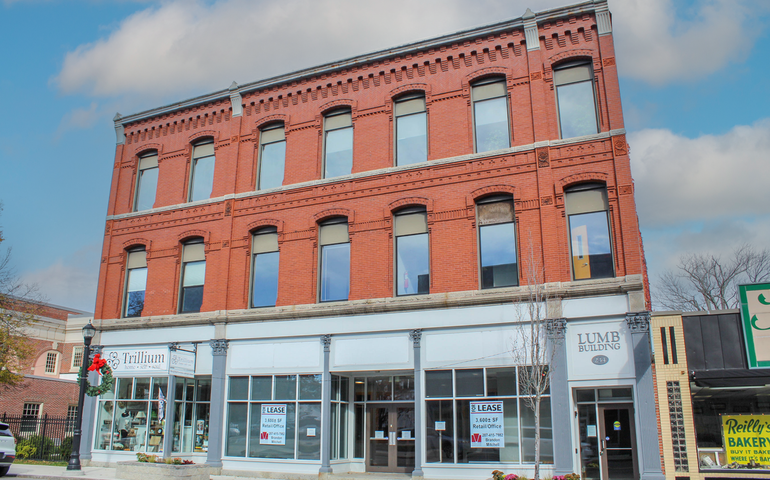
[116,461,211,480]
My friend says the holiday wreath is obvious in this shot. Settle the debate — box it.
[83,353,114,397]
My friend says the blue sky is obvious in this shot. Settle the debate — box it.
[1,0,769,312]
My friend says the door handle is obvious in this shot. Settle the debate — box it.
[389,431,396,446]
[600,438,605,456]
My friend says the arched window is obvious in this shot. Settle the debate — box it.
[251,227,280,307]
[471,77,510,152]
[323,109,353,178]
[179,239,206,313]
[565,183,614,280]
[124,247,147,318]
[394,93,427,166]
[477,195,518,288]
[554,60,599,138]
[394,207,429,295]
[189,140,215,201]
[258,124,286,190]
[134,151,158,211]
[318,217,350,302]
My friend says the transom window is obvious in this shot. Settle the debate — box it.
[471,78,511,153]
[394,94,427,166]
[554,61,599,138]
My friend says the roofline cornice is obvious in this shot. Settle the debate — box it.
[115,0,606,128]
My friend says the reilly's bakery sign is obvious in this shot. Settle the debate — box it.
[567,320,634,380]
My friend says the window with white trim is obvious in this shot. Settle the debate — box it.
[71,346,84,369]
[44,351,58,374]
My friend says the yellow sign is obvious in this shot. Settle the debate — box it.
[722,415,770,465]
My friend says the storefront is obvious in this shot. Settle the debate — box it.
[84,302,663,479]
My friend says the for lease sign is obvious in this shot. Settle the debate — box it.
[260,404,287,445]
[470,401,504,448]
[722,414,770,465]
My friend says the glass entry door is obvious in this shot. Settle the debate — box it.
[598,405,637,480]
[366,404,415,473]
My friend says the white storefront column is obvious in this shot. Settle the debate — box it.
[320,335,333,474]
[206,339,229,469]
[410,329,424,478]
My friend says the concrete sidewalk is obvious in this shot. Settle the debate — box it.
[4,463,118,479]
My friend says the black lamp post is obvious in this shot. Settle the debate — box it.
[67,321,97,471]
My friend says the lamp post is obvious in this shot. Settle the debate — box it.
[67,321,96,471]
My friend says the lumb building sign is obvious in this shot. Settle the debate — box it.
[566,320,634,380]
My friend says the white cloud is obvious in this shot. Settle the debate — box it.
[20,246,100,313]
[610,0,767,85]
[630,118,770,228]
[53,0,565,101]
[55,102,102,138]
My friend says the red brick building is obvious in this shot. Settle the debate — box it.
[0,300,91,419]
[87,2,663,479]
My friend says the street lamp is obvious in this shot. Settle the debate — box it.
[67,321,97,472]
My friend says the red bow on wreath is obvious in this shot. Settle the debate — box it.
[88,354,107,375]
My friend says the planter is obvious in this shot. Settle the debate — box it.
[116,461,212,480]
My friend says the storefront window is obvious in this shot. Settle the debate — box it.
[425,367,552,464]
[225,374,330,460]
[172,378,211,453]
[94,376,169,452]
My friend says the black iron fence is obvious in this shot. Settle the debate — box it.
[1,413,75,461]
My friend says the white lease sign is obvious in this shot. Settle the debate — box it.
[260,404,287,445]
[470,401,504,448]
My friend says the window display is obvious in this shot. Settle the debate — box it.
[172,377,211,453]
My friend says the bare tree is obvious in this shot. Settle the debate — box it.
[510,239,559,480]
[655,244,770,311]
[0,203,41,389]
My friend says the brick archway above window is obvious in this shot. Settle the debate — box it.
[312,208,354,226]
[467,185,518,207]
[254,114,289,132]
[387,197,432,216]
[122,238,151,251]
[463,67,510,90]
[177,230,210,243]
[319,99,357,116]
[247,219,283,234]
[557,172,609,192]
[133,144,161,158]
[187,130,217,144]
[388,83,430,104]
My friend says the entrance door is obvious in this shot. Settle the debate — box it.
[598,405,637,480]
[366,404,415,473]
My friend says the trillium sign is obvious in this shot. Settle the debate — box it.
[470,401,504,448]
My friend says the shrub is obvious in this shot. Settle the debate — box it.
[15,445,36,460]
[59,436,73,460]
[17,435,55,459]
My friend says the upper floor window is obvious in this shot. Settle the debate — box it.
[251,227,280,308]
[71,346,84,369]
[319,218,350,302]
[471,78,510,153]
[477,196,518,288]
[323,110,353,178]
[554,61,598,138]
[258,124,286,190]
[44,351,58,374]
[395,207,429,296]
[124,248,147,318]
[180,239,205,313]
[134,151,158,212]
[395,94,427,166]
[189,140,215,202]
[565,184,614,280]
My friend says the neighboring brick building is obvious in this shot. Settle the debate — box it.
[0,299,91,418]
[85,1,663,479]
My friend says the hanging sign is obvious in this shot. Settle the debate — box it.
[722,414,770,465]
[169,349,196,378]
[739,283,770,368]
[470,401,504,448]
[260,404,287,445]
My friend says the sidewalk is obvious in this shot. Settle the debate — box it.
[4,463,118,479]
